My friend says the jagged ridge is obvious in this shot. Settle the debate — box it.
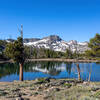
[24,35,90,53]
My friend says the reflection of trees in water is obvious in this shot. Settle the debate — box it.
[0,61,73,79]
[71,63,93,81]
[64,62,72,75]
[88,63,92,81]
[0,63,19,78]
[76,64,81,81]
[24,61,62,76]
[35,62,73,76]
[0,61,63,78]
[40,61,62,75]
[31,61,73,76]
[84,63,92,81]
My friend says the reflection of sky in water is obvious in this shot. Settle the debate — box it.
[0,62,100,82]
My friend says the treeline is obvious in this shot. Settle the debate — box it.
[0,40,82,60]
[25,46,64,59]
[18,33,100,60]
[0,33,100,60]
[0,40,8,60]
[0,40,85,60]
[24,46,83,59]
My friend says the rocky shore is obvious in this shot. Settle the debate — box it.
[0,78,100,100]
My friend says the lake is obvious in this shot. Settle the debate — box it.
[0,61,100,82]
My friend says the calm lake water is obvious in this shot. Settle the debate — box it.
[0,61,100,82]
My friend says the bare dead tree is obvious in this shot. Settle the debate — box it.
[76,64,81,81]
[88,63,92,82]
[75,42,81,81]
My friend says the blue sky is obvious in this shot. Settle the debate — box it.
[0,0,100,42]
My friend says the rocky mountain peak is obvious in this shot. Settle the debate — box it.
[5,35,90,53]
[67,40,77,45]
[23,38,40,43]
[43,35,62,42]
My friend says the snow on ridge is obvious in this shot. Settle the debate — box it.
[78,42,88,45]
[24,36,89,53]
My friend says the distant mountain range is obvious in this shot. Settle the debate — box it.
[6,35,90,53]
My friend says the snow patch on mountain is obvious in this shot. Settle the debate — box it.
[24,35,90,53]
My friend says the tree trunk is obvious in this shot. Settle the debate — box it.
[76,64,81,81]
[88,63,92,82]
[19,63,23,81]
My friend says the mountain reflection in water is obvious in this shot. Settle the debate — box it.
[0,61,100,82]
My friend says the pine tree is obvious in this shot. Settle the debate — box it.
[4,37,25,81]
[85,33,100,58]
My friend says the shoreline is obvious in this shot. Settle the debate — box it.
[0,60,12,64]
[0,58,99,64]
[26,58,99,63]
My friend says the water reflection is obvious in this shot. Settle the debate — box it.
[0,61,100,82]
[24,61,63,76]
[0,63,19,78]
